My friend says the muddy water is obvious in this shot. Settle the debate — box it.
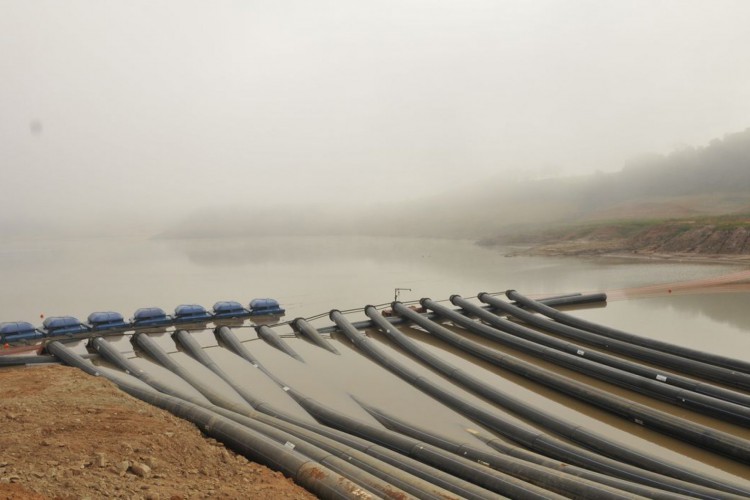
[4,235,750,486]
[0,235,739,321]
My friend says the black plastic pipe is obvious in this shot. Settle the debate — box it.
[46,341,374,500]
[530,292,607,308]
[256,325,304,362]
[173,329,282,411]
[355,399,655,500]
[284,365,562,500]
[223,318,749,499]
[403,300,750,467]
[213,326,286,388]
[361,304,749,498]
[212,325,493,500]
[152,333,417,500]
[312,292,603,335]
[427,298,750,427]
[507,290,750,377]
[214,326,263,367]
[132,332,256,413]
[90,336,211,404]
[109,332,470,498]
[266,409,507,500]
[95,336,461,500]
[489,292,750,392]
[466,295,750,409]
[123,332,483,499]
[178,325,459,495]
[357,400,690,500]
[0,354,58,366]
[291,318,340,355]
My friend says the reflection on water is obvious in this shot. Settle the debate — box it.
[636,292,750,332]
[572,294,750,359]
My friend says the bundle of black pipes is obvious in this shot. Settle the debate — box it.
[24,289,750,499]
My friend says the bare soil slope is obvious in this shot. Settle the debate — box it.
[0,365,316,500]
[485,216,750,260]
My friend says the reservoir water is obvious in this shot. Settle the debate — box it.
[3,235,750,487]
[0,234,743,321]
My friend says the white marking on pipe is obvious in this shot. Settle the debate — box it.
[656,374,667,382]
[576,349,585,356]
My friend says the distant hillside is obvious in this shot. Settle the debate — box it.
[161,127,750,242]
[487,127,750,221]
[383,126,750,238]
[476,127,750,255]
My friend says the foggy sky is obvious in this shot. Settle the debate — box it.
[2,1,750,234]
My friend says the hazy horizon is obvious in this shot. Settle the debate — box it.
[3,1,750,236]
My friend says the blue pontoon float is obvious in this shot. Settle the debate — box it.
[42,316,89,336]
[174,304,212,323]
[87,311,129,331]
[0,321,44,343]
[212,301,250,319]
[132,307,173,327]
[248,298,285,316]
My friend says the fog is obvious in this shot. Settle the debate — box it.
[2,1,750,237]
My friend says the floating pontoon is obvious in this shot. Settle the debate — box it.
[173,304,212,323]
[42,316,89,336]
[248,298,285,316]
[87,311,129,331]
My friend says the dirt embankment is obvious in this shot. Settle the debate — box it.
[484,218,750,260]
[0,365,316,500]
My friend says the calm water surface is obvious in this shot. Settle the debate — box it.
[5,235,750,485]
[0,235,742,322]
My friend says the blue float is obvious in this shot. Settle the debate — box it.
[248,298,285,316]
[87,311,129,331]
[174,304,212,323]
[132,307,173,327]
[212,301,250,319]
[0,321,44,343]
[42,316,89,336]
